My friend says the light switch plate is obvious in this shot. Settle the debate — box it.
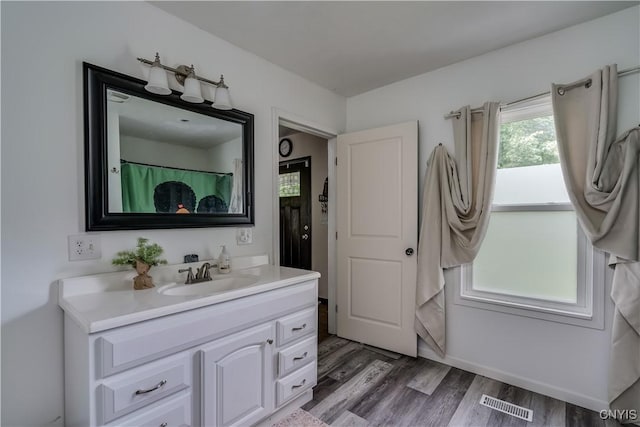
[236,228,253,245]
[68,234,102,261]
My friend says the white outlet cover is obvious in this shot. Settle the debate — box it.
[68,234,102,261]
[236,228,253,245]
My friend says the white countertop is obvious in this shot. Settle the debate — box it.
[58,258,320,334]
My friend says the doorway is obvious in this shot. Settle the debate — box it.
[279,157,312,270]
[274,110,337,335]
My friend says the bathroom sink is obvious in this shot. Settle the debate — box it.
[157,276,259,297]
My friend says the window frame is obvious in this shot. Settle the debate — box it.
[453,96,605,329]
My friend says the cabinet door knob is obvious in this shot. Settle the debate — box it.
[160,423,168,427]
[292,323,307,332]
[405,248,414,256]
[135,379,167,395]
[267,339,274,345]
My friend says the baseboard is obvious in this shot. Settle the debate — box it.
[417,341,608,413]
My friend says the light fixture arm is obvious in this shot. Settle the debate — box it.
[137,56,226,88]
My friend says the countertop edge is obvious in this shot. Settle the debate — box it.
[61,269,320,334]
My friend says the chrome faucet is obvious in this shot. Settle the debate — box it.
[178,267,195,284]
[195,262,213,281]
[179,262,214,285]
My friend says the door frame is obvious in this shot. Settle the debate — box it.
[272,108,338,333]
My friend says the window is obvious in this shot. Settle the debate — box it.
[455,97,604,328]
[279,171,300,197]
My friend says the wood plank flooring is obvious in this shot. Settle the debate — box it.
[305,336,620,427]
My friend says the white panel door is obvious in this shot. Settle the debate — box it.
[200,323,274,426]
[337,121,418,357]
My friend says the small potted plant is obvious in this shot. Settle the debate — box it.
[112,237,168,290]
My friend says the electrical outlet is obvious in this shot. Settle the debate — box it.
[68,234,102,261]
[236,228,253,245]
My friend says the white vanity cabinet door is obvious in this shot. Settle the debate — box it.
[200,323,275,427]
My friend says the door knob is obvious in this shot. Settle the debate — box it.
[405,248,414,256]
[302,234,309,240]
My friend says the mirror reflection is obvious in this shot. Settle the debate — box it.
[106,90,244,214]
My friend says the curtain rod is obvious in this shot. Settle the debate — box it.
[444,65,640,119]
[120,159,233,176]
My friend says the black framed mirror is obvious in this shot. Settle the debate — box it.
[84,62,254,230]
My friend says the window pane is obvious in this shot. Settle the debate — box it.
[473,211,578,303]
[498,116,558,169]
[493,164,570,205]
[279,172,300,197]
[494,115,570,205]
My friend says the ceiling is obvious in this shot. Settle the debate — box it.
[108,90,242,148]
[151,1,637,97]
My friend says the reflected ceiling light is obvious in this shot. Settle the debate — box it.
[137,52,233,109]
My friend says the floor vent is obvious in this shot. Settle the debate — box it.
[479,394,533,422]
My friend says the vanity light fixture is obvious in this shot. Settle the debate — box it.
[144,53,171,95]
[137,52,233,110]
[180,65,204,104]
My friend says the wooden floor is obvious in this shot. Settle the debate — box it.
[305,335,620,427]
[318,300,330,343]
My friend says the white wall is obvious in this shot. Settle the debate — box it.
[346,7,639,410]
[120,135,213,172]
[208,137,243,173]
[279,132,329,299]
[0,2,345,425]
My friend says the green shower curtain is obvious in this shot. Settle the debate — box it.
[121,162,232,213]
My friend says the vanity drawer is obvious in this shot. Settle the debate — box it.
[108,392,191,427]
[276,362,316,407]
[276,307,316,347]
[97,354,191,425]
[278,336,317,378]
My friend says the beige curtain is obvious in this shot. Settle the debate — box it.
[552,65,640,423]
[415,102,500,356]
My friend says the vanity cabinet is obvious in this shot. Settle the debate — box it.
[201,324,274,426]
[62,278,318,427]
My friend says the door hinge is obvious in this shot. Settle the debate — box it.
[335,157,338,166]
[335,231,338,240]
[335,305,338,312]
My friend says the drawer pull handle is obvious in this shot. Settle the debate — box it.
[293,352,308,361]
[292,323,307,332]
[160,423,168,427]
[135,379,167,395]
[291,379,307,390]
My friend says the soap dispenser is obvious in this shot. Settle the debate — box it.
[217,245,231,274]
